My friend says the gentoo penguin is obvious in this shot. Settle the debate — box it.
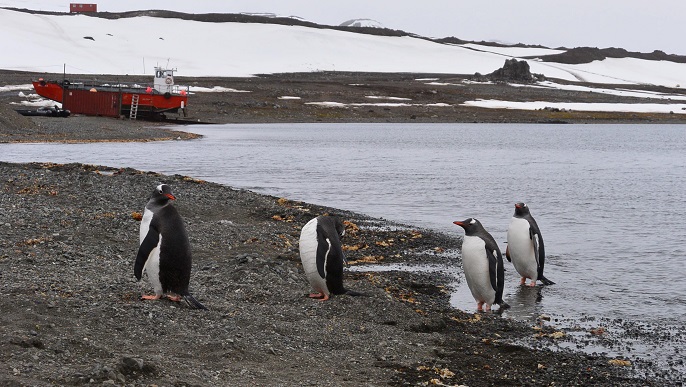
[506,202,554,286]
[134,184,206,310]
[453,218,508,312]
[298,215,361,301]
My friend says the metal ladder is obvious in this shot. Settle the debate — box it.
[129,94,139,120]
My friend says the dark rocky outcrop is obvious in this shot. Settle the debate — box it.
[473,58,544,83]
[535,46,686,64]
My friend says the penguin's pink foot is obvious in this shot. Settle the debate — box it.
[308,292,330,301]
[141,294,162,301]
[485,304,492,312]
[166,294,182,302]
[528,280,537,287]
[520,277,527,285]
[477,301,484,311]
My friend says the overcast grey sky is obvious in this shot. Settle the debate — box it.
[7,0,685,55]
[227,0,686,55]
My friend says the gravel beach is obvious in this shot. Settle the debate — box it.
[1,70,682,386]
[0,162,669,386]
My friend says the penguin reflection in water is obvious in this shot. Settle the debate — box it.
[134,184,207,310]
[453,218,509,312]
[299,215,363,301]
[506,202,554,287]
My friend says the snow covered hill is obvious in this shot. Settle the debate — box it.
[339,18,385,28]
[0,7,684,89]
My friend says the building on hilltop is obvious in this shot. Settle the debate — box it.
[69,3,97,13]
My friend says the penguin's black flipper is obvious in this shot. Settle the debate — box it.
[530,223,549,284]
[315,228,330,279]
[182,294,207,310]
[134,228,160,280]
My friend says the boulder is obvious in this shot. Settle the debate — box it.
[486,58,543,83]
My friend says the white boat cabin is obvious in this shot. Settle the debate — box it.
[153,67,178,94]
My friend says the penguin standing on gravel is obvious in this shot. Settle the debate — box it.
[506,202,554,286]
[134,184,206,309]
[298,215,362,301]
[453,218,508,312]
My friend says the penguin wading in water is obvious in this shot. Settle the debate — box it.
[454,218,509,312]
[506,202,554,286]
[299,215,362,301]
[134,184,207,309]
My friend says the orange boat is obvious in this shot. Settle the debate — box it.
[32,67,188,119]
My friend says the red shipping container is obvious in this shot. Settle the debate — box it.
[63,89,120,117]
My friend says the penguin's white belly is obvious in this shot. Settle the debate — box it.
[143,241,163,295]
[507,218,538,280]
[140,209,154,244]
[299,218,329,296]
[140,209,163,295]
[461,236,496,304]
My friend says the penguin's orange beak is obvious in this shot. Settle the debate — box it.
[165,193,176,200]
[453,221,465,227]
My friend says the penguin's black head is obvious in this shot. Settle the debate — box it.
[333,217,345,237]
[453,218,483,235]
[514,202,530,216]
[152,184,176,202]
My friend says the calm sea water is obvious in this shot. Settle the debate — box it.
[2,123,685,373]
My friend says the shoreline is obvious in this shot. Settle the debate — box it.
[1,72,682,385]
[0,161,674,386]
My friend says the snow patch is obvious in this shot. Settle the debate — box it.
[306,101,452,108]
[461,99,686,114]
[365,96,412,101]
[1,84,34,92]
[190,86,251,93]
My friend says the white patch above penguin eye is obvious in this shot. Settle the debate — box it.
[470,219,477,224]
[156,184,164,193]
